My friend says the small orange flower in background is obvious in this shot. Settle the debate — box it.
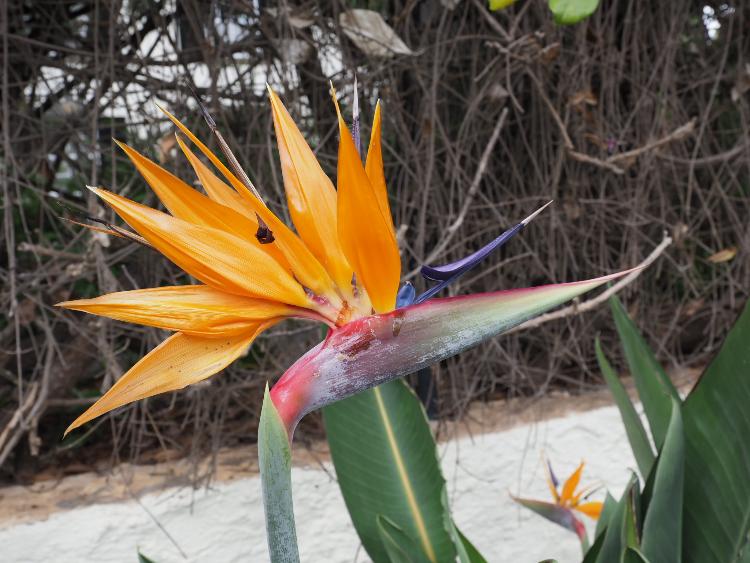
[512,459,602,545]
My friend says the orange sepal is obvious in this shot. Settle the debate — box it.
[89,186,310,308]
[56,285,322,336]
[574,501,603,520]
[174,134,255,216]
[333,94,401,313]
[64,327,271,435]
[268,88,354,299]
[364,101,396,237]
[560,461,585,504]
[158,107,342,308]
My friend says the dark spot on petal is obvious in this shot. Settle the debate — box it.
[255,214,275,244]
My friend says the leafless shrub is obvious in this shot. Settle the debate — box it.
[1,0,747,481]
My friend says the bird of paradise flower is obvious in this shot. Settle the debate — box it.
[512,460,603,550]
[59,83,634,438]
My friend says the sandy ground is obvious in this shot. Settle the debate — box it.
[0,369,698,562]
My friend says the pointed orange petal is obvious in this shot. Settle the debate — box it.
[64,328,269,435]
[268,88,354,298]
[159,107,341,308]
[90,187,310,308]
[116,140,263,236]
[560,461,585,504]
[334,97,401,313]
[57,285,322,336]
[574,501,603,520]
[174,134,254,216]
[364,101,396,237]
[172,135,294,271]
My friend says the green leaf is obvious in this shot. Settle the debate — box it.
[454,527,488,563]
[610,296,680,450]
[623,547,651,563]
[596,338,656,477]
[682,300,750,562]
[595,475,639,563]
[259,384,300,563]
[622,485,639,553]
[548,0,601,24]
[137,552,157,563]
[442,489,488,563]
[324,380,456,563]
[595,492,618,539]
[582,530,606,563]
[377,515,432,563]
[641,397,683,563]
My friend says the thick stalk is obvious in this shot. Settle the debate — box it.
[259,385,300,563]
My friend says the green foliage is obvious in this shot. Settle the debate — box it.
[489,0,601,25]
[594,475,639,563]
[682,300,750,562]
[258,385,300,563]
[377,515,432,563]
[595,296,750,563]
[547,0,600,24]
[595,339,655,477]
[323,380,471,562]
[609,296,679,449]
[453,526,488,563]
[641,398,683,563]
[137,552,157,563]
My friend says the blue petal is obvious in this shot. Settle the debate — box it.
[415,201,552,304]
[420,222,524,282]
[396,282,416,307]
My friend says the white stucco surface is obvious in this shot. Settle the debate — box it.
[0,405,636,563]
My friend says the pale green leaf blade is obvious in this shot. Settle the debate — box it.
[641,397,684,563]
[610,295,679,449]
[259,384,300,563]
[323,380,456,563]
[682,300,750,563]
[596,338,655,477]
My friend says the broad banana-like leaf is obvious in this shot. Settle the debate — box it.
[610,296,679,450]
[259,385,300,563]
[323,380,456,563]
[377,515,432,563]
[596,338,655,477]
[641,397,683,563]
[682,299,750,562]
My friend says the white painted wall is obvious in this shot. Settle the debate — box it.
[0,405,636,563]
